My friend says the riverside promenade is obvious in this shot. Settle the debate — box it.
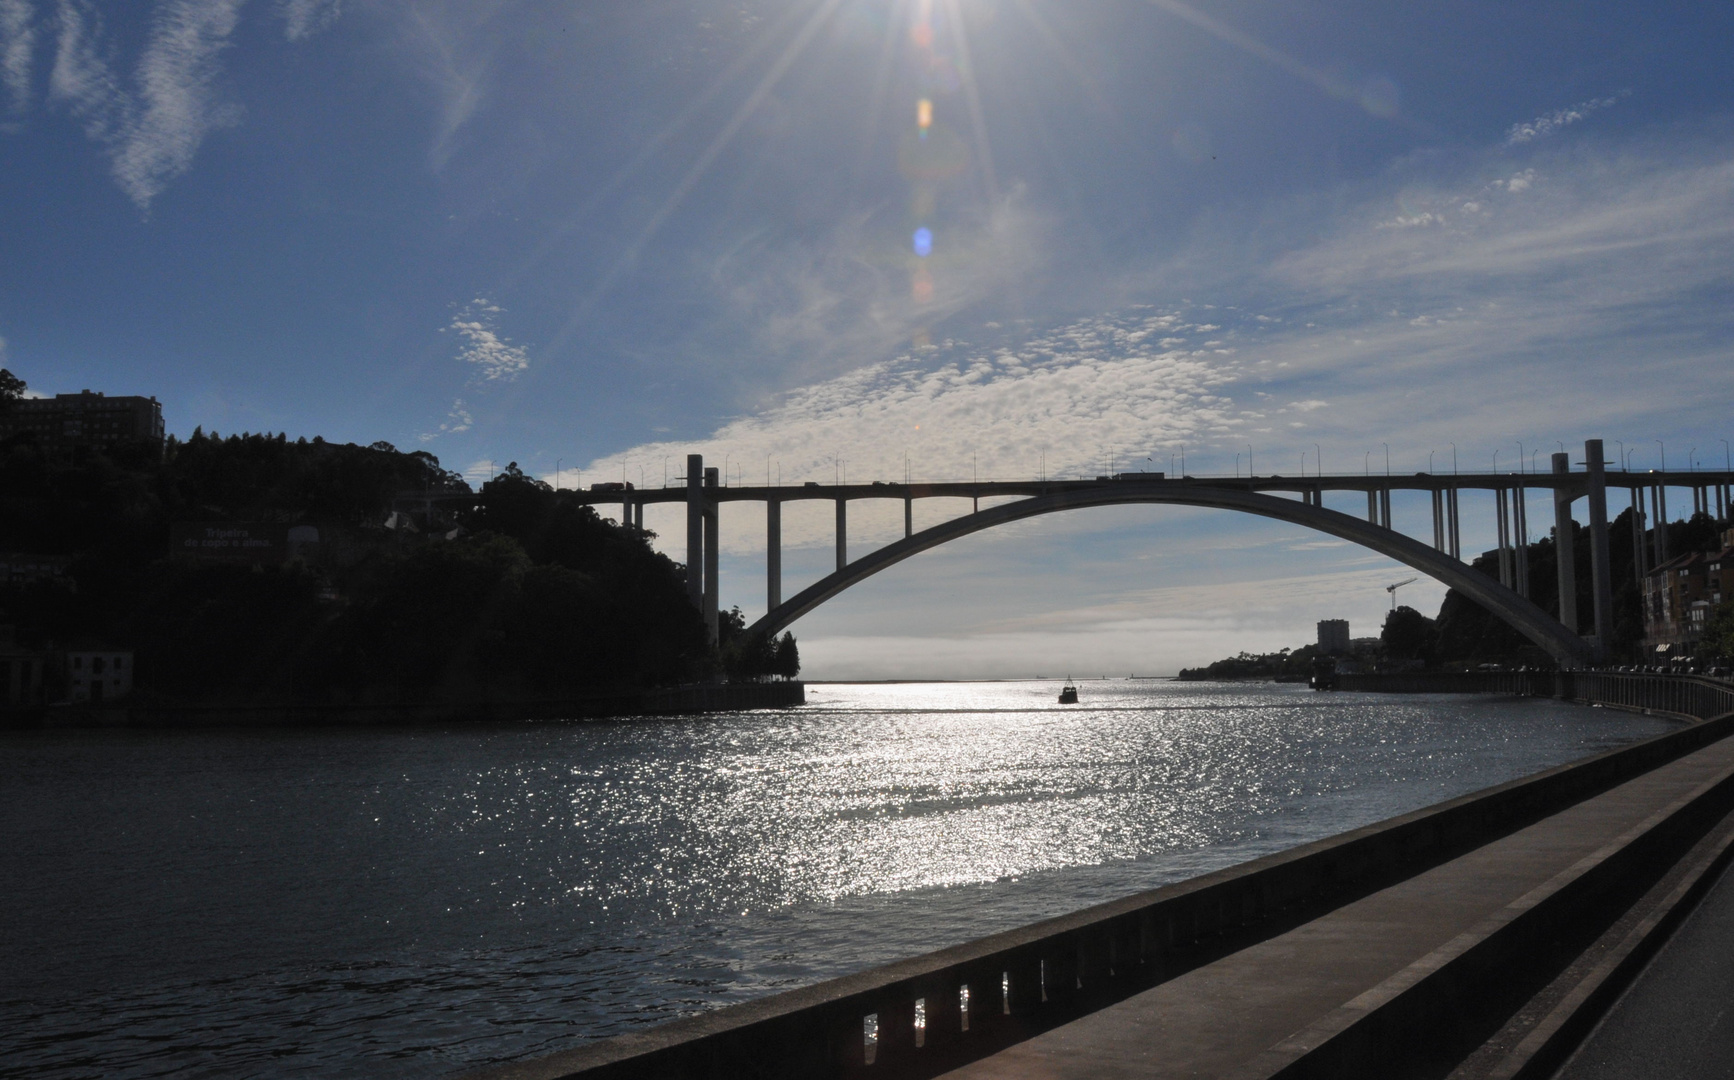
[464,672,1734,1080]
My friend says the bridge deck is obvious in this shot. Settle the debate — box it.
[935,732,1734,1080]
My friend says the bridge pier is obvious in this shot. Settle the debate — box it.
[766,498,781,611]
[1448,486,1460,559]
[904,494,913,538]
[1652,483,1671,564]
[704,467,720,643]
[686,454,704,612]
[1631,487,1649,587]
[1496,486,1513,589]
[836,498,847,571]
[1585,439,1615,659]
[1552,453,1579,635]
[1514,485,1530,599]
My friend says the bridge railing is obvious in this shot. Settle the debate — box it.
[460,676,1734,1080]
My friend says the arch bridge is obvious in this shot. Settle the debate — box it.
[568,440,1734,667]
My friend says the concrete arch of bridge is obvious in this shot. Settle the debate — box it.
[743,485,1595,668]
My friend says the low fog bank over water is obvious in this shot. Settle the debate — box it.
[0,681,1676,1077]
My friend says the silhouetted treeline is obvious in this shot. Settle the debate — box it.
[0,413,787,703]
[1177,645,1323,681]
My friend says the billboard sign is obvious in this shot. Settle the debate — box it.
[170,523,286,563]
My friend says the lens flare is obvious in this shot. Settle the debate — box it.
[917,97,932,136]
[913,227,933,257]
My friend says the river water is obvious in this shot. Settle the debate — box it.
[0,681,1676,1078]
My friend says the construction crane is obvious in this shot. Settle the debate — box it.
[1386,577,1418,610]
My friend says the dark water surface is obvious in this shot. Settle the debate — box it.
[0,681,1676,1077]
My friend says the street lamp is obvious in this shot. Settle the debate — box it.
[1657,440,1666,471]
[1517,441,1525,474]
[1383,442,1390,476]
[1689,447,1698,471]
[556,458,562,491]
[1364,450,1371,476]
[1316,444,1323,476]
[1451,443,1457,475]
[1493,449,1501,473]
[1429,450,1435,473]
[1531,450,1540,473]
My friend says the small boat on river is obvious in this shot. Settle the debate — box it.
[1057,681,1079,704]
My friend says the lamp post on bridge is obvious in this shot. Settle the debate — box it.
[1518,441,1525,474]
[1316,444,1322,476]
[1451,443,1457,475]
[555,458,561,491]
[1657,440,1666,471]
[1383,442,1390,476]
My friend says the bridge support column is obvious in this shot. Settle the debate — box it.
[1367,490,1378,524]
[1630,487,1648,587]
[766,499,781,611]
[1495,487,1512,588]
[836,498,847,571]
[1448,486,1461,560]
[704,467,720,643]
[1652,484,1670,564]
[1585,440,1614,659]
[904,494,912,538]
[1552,453,1578,634]
[1431,489,1443,550]
[686,454,704,611]
[1514,486,1530,599]
[1380,488,1392,529]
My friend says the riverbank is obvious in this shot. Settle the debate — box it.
[0,680,804,728]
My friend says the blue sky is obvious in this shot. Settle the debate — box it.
[2,0,1732,676]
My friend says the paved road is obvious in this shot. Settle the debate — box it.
[1556,858,1734,1080]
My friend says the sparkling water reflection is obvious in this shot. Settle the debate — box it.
[0,682,1676,1077]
